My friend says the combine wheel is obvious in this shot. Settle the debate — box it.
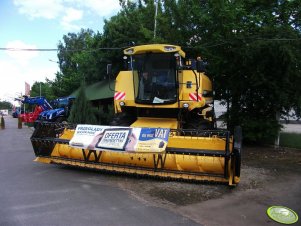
[233,149,241,177]
[230,148,241,185]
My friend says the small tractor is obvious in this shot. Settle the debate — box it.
[31,44,242,185]
[16,96,52,123]
[35,96,75,124]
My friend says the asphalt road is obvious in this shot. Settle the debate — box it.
[0,116,200,226]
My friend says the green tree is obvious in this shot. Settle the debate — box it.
[30,80,56,100]
[200,0,301,143]
[0,101,12,110]
[54,29,106,97]
[68,83,97,124]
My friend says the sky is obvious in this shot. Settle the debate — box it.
[0,0,121,105]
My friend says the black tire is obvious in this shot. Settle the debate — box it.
[233,148,241,177]
[232,126,242,178]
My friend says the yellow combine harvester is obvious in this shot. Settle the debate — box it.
[31,44,242,185]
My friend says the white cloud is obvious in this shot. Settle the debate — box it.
[0,61,22,99]
[13,0,64,19]
[13,0,121,30]
[81,0,121,17]
[61,8,83,31]
[0,59,57,102]
[6,40,39,66]
[0,40,57,102]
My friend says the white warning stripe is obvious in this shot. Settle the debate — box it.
[189,92,202,102]
[114,92,126,100]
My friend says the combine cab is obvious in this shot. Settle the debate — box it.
[31,44,242,185]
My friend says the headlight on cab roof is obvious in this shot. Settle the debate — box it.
[164,46,176,51]
[125,48,134,54]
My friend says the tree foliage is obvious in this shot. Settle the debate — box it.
[0,101,12,110]
[198,0,301,142]
[68,83,97,124]
[30,80,56,101]
[52,29,105,97]
[47,0,301,143]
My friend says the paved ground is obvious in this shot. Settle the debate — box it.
[217,120,301,134]
[1,116,300,226]
[281,123,301,133]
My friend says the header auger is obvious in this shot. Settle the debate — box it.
[31,44,242,186]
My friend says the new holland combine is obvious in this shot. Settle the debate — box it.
[31,44,242,185]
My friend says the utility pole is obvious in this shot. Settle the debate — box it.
[21,92,25,115]
[154,0,159,39]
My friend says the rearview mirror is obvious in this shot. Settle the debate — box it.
[107,64,112,75]
[196,58,206,73]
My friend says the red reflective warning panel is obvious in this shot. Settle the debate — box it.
[189,92,202,102]
[114,92,126,100]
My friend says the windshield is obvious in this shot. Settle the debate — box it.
[132,53,177,104]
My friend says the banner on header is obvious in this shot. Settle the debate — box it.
[69,125,170,153]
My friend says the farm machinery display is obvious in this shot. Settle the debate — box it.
[31,44,242,185]
[16,96,52,123]
[35,96,75,124]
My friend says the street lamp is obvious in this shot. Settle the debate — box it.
[49,59,59,63]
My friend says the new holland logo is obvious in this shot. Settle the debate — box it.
[189,92,202,102]
[114,91,126,100]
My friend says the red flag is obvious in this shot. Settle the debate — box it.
[25,82,30,96]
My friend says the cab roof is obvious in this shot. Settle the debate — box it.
[124,44,186,58]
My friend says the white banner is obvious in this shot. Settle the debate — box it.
[69,125,170,153]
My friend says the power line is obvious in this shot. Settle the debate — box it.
[0,37,300,52]
[0,48,58,51]
[0,47,123,52]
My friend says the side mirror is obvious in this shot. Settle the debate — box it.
[196,58,206,73]
[123,56,128,70]
[107,64,112,76]
[107,64,115,91]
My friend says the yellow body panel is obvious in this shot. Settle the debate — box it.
[51,143,226,174]
[36,156,231,184]
[131,117,178,129]
[39,142,232,184]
